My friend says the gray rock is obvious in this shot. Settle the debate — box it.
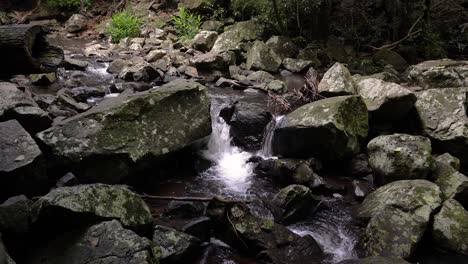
[25,220,158,264]
[189,51,233,71]
[432,158,468,205]
[265,80,287,94]
[192,31,218,52]
[367,134,433,185]
[318,62,356,97]
[211,20,262,53]
[246,41,282,72]
[255,158,323,187]
[0,195,32,238]
[357,180,442,259]
[8,106,51,133]
[112,82,152,93]
[107,59,130,74]
[356,78,416,120]
[432,199,468,255]
[57,89,91,112]
[163,201,205,219]
[435,153,460,171]
[415,88,468,162]
[152,225,200,263]
[145,50,167,63]
[31,184,153,231]
[406,59,468,88]
[273,96,368,160]
[246,71,275,84]
[272,184,317,223]
[373,49,408,71]
[201,20,223,32]
[282,58,313,73]
[65,14,88,33]
[0,82,36,116]
[69,86,106,102]
[62,57,89,71]
[37,80,211,183]
[119,63,161,83]
[55,172,79,188]
[348,154,372,177]
[266,36,299,60]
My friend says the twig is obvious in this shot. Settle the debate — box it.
[368,15,423,51]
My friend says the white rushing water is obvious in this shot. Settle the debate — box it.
[259,115,284,157]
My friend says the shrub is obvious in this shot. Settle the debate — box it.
[107,10,142,43]
[173,6,202,40]
[47,0,91,10]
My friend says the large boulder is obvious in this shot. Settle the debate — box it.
[272,184,318,223]
[211,20,262,53]
[25,220,158,264]
[356,180,442,259]
[31,184,153,231]
[266,36,299,60]
[189,51,233,71]
[65,14,88,33]
[415,88,468,162]
[432,199,468,255]
[367,134,433,185]
[406,60,468,88]
[207,201,322,263]
[355,78,416,120]
[0,120,44,200]
[37,80,211,182]
[246,41,282,72]
[273,96,368,160]
[432,157,468,205]
[221,101,272,151]
[152,225,200,263]
[192,30,218,52]
[318,63,356,97]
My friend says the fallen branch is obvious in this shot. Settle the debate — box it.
[141,194,252,204]
[368,15,423,51]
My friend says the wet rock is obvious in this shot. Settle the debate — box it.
[69,86,106,102]
[373,50,407,71]
[357,180,442,260]
[432,199,468,255]
[282,58,313,73]
[145,49,167,62]
[0,195,32,239]
[265,80,287,94]
[192,31,218,52]
[181,217,211,241]
[318,62,356,97]
[37,80,211,183]
[152,225,200,263]
[355,78,416,120]
[55,172,79,188]
[163,201,205,219]
[0,236,15,264]
[65,14,88,33]
[406,59,468,88]
[255,158,323,187]
[246,41,282,72]
[207,202,322,264]
[119,63,161,83]
[0,120,44,200]
[57,89,91,112]
[211,20,262,53]
[62,57,89,71]
[367,134,433,185]
[432,158,468,205]
[415,88,468,162]
[338,256,410,264]
[31,184,153,231]
[273,96,368,160]
[266,36,299,60]
[190,51,233,71]
[221,101,272,151]
[272,185,318,223]
[25,220,158,264]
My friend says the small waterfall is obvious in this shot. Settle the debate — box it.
[259,115,284,157]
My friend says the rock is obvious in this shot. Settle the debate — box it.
[266,36,299,60]
[190,51,233,71]
[367,134,433,185]
[246,71,275,84]
[30,73,56,85]
[273,96,368,160]
[432,199,468,255]
[65,14,88,33]
[201,20,223,32]
[221,101,272,151]
[25,220,158,264]
[318,62,356,97]
[163,201,205,219]
[0,120,44,200]
[357,180,442,259]
[119,63,161,83]
[432,158,468,205]
[246,41,282,72]
[282,58,313,73]
[265,80,287,94]
[57,89,91,112]
[338,256,410,264]
[373,50,407,71]
[107,58,130,74]
[406,59,468,88]
[348,154,372,178]
[415,88,468,162]
[272,185,317,223]
[152,225,200,263]
[207,202,322,263]
[55,172,79,188]
[37,80,211,183]
[7,106,51,134]
[211,20,262,53]
[355,78,416,120]
[112,82,153,93]
[181,217,211,241]
[255,158,323,187]
[145,49,167,62]
[84,44,111,57]
[0,236,15,264]
[435,153,460,171]
[31,184,153,231]
[192,31,218,52]
[0,195,32,238]
[62,57,89,71]
[69,86,106,102]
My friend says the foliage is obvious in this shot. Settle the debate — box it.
[173,6,202,40]
[47,0,91,10]
[422,30,447,59]
[107,10,142,43]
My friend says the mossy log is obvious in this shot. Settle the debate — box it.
[0,24,63,76]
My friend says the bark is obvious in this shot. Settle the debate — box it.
[0,24,63,76]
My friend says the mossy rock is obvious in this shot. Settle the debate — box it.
[432,199,468,255]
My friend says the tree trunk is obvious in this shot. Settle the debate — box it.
[0,24,63,77]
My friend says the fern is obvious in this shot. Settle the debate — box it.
[173,6,202,40]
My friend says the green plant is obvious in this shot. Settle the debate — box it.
[173,6,202,40]
[107,10,142,43]
[47,0,91,10]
